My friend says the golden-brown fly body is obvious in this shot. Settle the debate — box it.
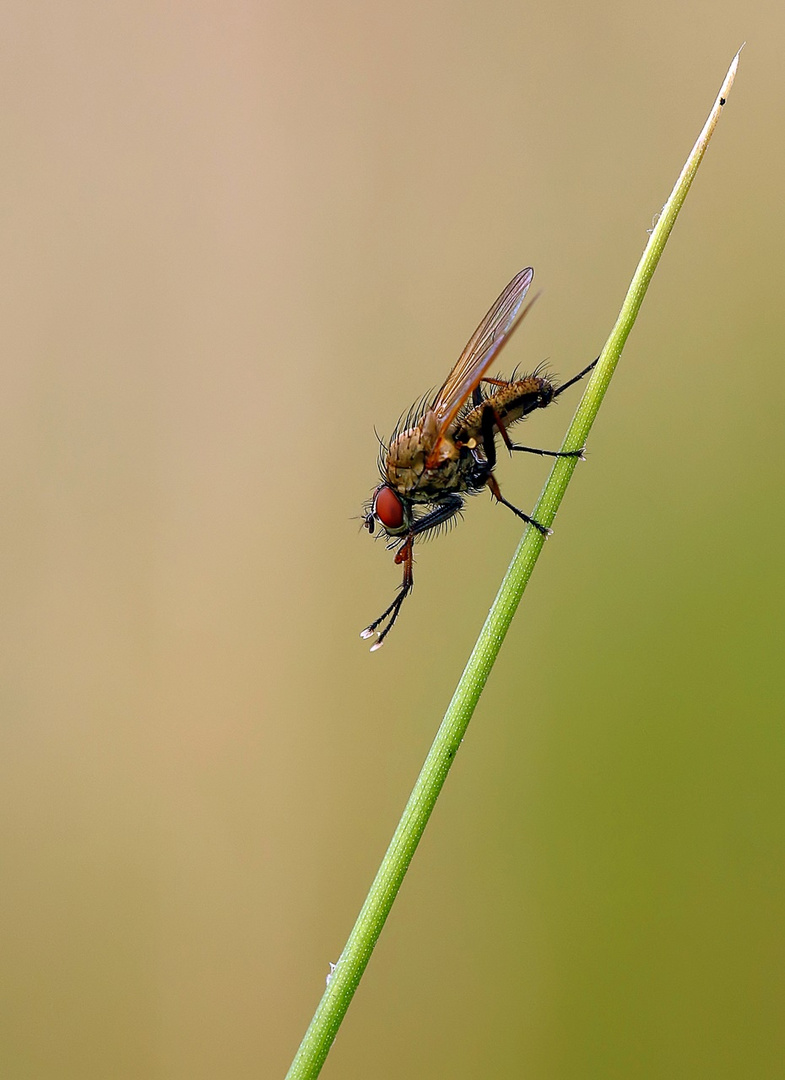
[361,267,595,651]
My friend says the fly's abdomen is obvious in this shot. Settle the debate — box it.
[456,374,556,442]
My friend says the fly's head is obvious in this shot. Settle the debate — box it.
[364,410,430,540]
[363,484,411,539]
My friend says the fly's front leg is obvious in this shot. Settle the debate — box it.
[361,495,464,651]
[410,493,464,539]
[360,535,415,652]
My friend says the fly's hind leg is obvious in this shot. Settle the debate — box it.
[509,443,585,460]
[477,404,553,536]
[480,392,585,462]
[479,382,587,462]
[476,358,601,540]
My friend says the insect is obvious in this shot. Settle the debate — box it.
[360,267,597,651]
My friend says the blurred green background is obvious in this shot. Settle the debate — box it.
[2,3,783,1078]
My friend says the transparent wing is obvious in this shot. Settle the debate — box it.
[430,267,537,440]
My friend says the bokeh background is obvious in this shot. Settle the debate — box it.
[2,3,783,1078]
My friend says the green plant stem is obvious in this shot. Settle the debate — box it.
[285,49,741,1080]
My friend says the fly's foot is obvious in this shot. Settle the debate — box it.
[360,625,385,651]
[360,624,388,652]
[532,520,553,538]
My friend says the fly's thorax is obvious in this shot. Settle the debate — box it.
[384,409,463,499]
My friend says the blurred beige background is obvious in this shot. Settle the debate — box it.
[2,3,783,1078]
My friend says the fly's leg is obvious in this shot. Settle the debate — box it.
[480,404,501,469]
[480,396,585,461]
[507,356,599,456]
[407,494,465,539]
[501,356,600,427]
[481,406,549,535]
[473,358,600,544]
[360,535,414,652]
[552,357,598,399]
[510,444,585,459]
[486,473,552,537]
[361,495,464,651]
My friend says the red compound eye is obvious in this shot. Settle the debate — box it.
[374,486,404,530]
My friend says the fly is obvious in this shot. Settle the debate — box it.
[361,267,596,651]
